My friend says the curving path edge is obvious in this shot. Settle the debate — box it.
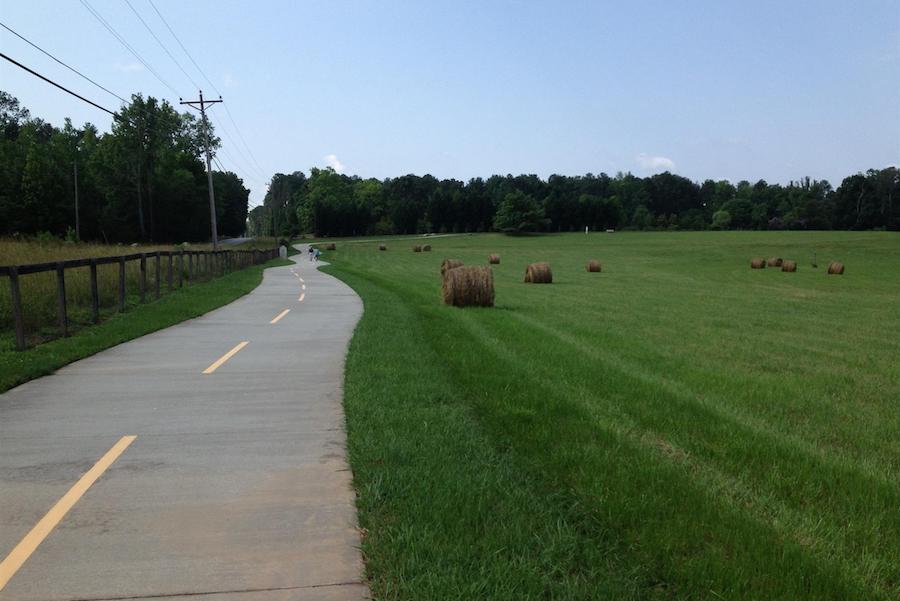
[0,248,368,600]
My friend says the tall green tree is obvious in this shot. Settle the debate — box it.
[493,190,548,233]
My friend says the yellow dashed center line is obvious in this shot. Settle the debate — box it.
[270,309,290,324]
[202,341,249,374]
[298,293,305,302]
[301,284,306,291]
[0,436,137,591]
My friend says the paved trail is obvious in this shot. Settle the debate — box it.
[0,250,368,600]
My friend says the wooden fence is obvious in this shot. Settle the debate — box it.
[1,248,278,351]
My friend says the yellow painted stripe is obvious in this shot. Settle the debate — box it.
[270,309,290,324]
[298,293,305,302]
[301,284,306,291]
[298,277,304,283]
[202,341,249,374]
[0,436,136,591]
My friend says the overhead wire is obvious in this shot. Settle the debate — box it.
[78,0,179,97]
[209,112,267,179]
[1,29,263,212]
[0,21,128,104]
[221,104,266,176]
[0,51,116,116]
[0,19,189,129]
[72,0,265,203]
[122,0,200,92]
[147,0,267,176]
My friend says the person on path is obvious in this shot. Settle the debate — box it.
[314,248,321,262]
[308,246,314,262]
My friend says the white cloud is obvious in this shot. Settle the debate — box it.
[636,153,676,172]
[114,62,144,73]
[324,154,345,173]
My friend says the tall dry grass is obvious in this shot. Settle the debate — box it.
[0,238,273,343]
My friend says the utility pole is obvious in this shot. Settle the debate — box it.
[180,90,223,249]
[73,161,80,241]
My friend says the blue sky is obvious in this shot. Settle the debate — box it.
[2,0,898,205]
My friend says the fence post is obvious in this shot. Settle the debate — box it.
[178,251,184,288]
[155,252,161,299]
[56,262,68,337]
[89,259,100,323]
[118,256,126,312]
[9,266,26,351]
[188,252,193,283]
[140,253,147,303]
[167,253,174,291]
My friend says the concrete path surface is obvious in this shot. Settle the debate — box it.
[0,250,368,600]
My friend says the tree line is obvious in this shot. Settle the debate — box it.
[4,90,895,242]
[0,91,249,243]
[252,164,898,238]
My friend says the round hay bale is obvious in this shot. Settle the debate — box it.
[442,266,494,307]
[378,244,387,251]
[422,244,432,252]
[325,243,336,251]
[440,259,464,276]
[488,254,500,264]
[586,260,601,272]
[767,257,783,267]
[413,245,422,252]
[750,258,766,269]
[827,261,845,275]
[781,260,797,272]
[524,262,552,283]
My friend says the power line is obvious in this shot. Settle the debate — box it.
[147,0,219,95]
[78,0,179,97]
[222,103,266,175]
[147,0,267,176]
[0,51,116,116]
[0,21,128,104]
[122,0,199,91]
[1,21,185,133]
[209,112,267,179]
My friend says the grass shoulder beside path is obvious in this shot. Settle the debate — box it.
[0,257,291,393]
[322,231,898,600]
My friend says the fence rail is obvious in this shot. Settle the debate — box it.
[1,248,278,351]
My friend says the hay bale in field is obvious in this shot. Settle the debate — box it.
[781,260,797,272]
[442,266,494,307]
[423,244,432,251]
[378,244,387,251]
[413,245,422,252]
[524,262,552,283]
[750,258,766,269]
[325,243,336,250]
[488,253,500,264]
[440,258,464,276]
[586,260,601,272]
[827,261,845,275]
[767,257,783,267]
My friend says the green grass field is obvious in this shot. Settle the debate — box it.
[320,231,899,600]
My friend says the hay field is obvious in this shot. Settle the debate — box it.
[322,231,899,600]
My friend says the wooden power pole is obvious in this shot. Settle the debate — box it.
[180,91,223,249]
[73,161,80,241]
